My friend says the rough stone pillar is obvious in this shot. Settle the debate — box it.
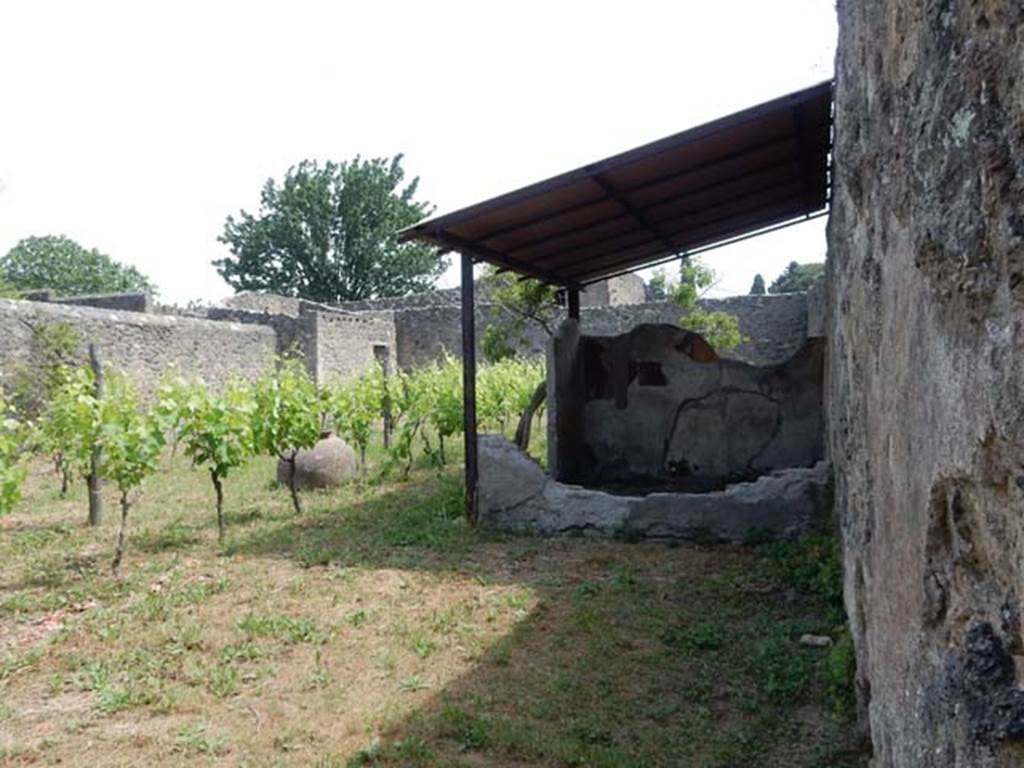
[829,3,1024,766]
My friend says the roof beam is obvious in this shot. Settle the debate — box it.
[426,228,574,287]
[468,126,826,245]
[557,195,815,281]
[578,210,828,287]
[529,176,806,269]
[502,154,810,258]
[591,173,678,253]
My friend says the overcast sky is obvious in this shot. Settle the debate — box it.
[0,1,837,304]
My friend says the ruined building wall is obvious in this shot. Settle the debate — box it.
[313,309,396,383]
[549,323,824,488]
[393,292,811,371]
[0,298,276,396]
[829,3,1024,766]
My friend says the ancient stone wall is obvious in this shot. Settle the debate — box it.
[205,306,316,375]
[829,3,1024,766]
[0,298,276,396]
[206,304,398,384]
[222,292,303,317]
[313,309,396,383]
[51,293,154,313]
[393,292,809,370]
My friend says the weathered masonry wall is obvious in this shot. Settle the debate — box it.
[206,303,397,384]
[830,3,1024,766]
[314,310,396,383]
[547,321,824,488]
[0,298,275,395]
[393,292,813,370]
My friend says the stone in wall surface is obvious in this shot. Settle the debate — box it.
[0,298,276,396]
[830,3,1024,766]
[479,434,831,542]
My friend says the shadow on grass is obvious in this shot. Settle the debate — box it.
[226,470,865,768]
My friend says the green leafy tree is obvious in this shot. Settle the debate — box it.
[750,273,766,295]
[647,268,670,301]
[40,366,104,509]
[173,380,256,542]
[328,365,386,473]
[1,235,155,296]
[8,321,79,422]
[408,356,463,465]
[0,274,19,298]
[0,393,27,516]
[480,266,559,363]
[384,369,428,479]
[670,258,743,352]
[99,374,167,575]
[251,360,322,514]
[477,358,545,434]
[215,155,445,302]
[768,261,825,294]
[478,267,556,451]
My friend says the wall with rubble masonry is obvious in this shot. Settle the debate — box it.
[0,298,276,396]
[0,282,819,399]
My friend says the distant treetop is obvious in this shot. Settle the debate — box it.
[768,261,825,294]
[214,155,447,304]
[0,235,155,297]
[749,273,766,295]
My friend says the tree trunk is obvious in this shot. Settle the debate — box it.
[514,382,547,452]
[111,490,131,576]
[55,454,69,498]
[285,453,302,515]
[88,343,104,526]
[381,384,393,450]
[211,469,225,543]
[439,434,446,465]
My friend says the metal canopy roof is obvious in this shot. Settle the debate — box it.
[400,80,832,287]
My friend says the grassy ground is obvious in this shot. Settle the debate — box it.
[0,439,863,767]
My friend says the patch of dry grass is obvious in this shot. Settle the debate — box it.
[0,446,863,767]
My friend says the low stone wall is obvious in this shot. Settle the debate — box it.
[52,293,154,313]
[222,292,303,317]
[0,298,276,395]
[479,435,831,542]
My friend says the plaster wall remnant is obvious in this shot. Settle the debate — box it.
[548,321,823,490]
[479,434,831,542]
[829,2,1024,765]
